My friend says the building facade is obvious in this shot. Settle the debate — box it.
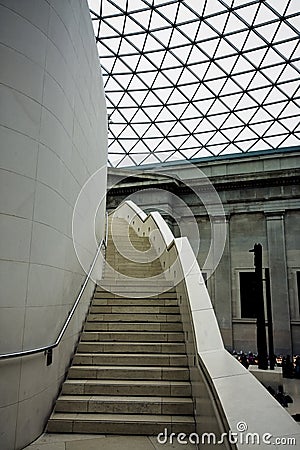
[107,147,300,356]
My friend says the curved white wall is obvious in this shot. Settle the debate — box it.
[0,1,107,448]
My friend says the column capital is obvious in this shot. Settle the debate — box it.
[264,210,285,220]
[211,213,231,223]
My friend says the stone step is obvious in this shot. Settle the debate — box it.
[86,313,182,323]
[73,353,188,366]
[92,298,178,306]
[89,305,180,314]
[55,395,194,415]
[77,342,186,354]
[84,322,183,332]
[94,291,177,299]
[47,412,195,435]
[62,379,192,397]
[81,331,184,342]
[68,365,190,381]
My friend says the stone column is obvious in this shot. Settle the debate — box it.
[212,215,233,350]
[265,212,292,355]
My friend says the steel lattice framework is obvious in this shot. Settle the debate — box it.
[89,0,300,167]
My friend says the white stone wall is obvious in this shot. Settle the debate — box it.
[0,1,107,448]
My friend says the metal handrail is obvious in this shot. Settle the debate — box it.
[0,215,108,361]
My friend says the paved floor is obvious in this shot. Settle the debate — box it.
[25,433,197,450]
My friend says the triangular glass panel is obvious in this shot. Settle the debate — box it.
[206,12,229,34]
[156,3,178,25]
[152,87,173,103]
[130,152,151,165]
[204,0,227,16]
[206,62,226,80]
[161,51,182,69]
[193,148,215,158]
[108,91,125,105]
[142,90,161,106]
[218,55,238,73]
[188,46,208,64]
[277,79,299,98]
[197,22,219,41]
[265,87,288,104]
[208,113,227,128]
[236,107,256,123]
[235,3,260,26]
[278,64,300,83]
[169,134,189,148]
[248,71,270,89]
[194,118,216,133]
[273,40,298,60]
[238,138,259,151]
[233,72,253,90]
[219,92,243,109]
[179,83,201,100]
[233,55,256,74]
[198,38,219,57]
[190,62,210,80]
[250,120,272,135]
[143,124,164,138]
[118,155,137,167]
[209,131,228,145]
[215,38,236,58]
[274,22,298,43]
[237,126,258,141]
[224,13,246,34]
[179,21,200,42]
[167,152,186,162]
[265,120,289,136]
[194,130,215,144]
[280,134,300,147]
[194,98,215,115]
[221,77,243,95]
[144,34,164,52]
[250,107,273,123]
[144,137,165,151]
[227,30,249,52]
[236,92,258,109]
[180,147,200,158]
[169,28,193,47]
[135,56,157,72]
[119,39,140,56]
[264,135,287,148]
[163,67,183,84]
[266,0,288,15]
[279,101,300,118]
[209,99,230,115]
[223,126,243,140]
[254,3,278,25]
[256,21,280,42]
[124,16,146,35]
[178,68,200,85]
[244,31,266,52]
[286,0,300,14]
[153,28,173,47]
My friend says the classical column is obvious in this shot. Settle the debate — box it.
[212,214,233,350]
[265,212,292,355]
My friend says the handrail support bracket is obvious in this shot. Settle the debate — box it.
[45,348,53,366]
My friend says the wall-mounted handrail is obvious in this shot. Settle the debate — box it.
[0,213,108,361]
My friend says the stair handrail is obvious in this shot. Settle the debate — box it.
[0,213,109,361]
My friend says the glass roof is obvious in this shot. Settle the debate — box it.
[89,0,300,167]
